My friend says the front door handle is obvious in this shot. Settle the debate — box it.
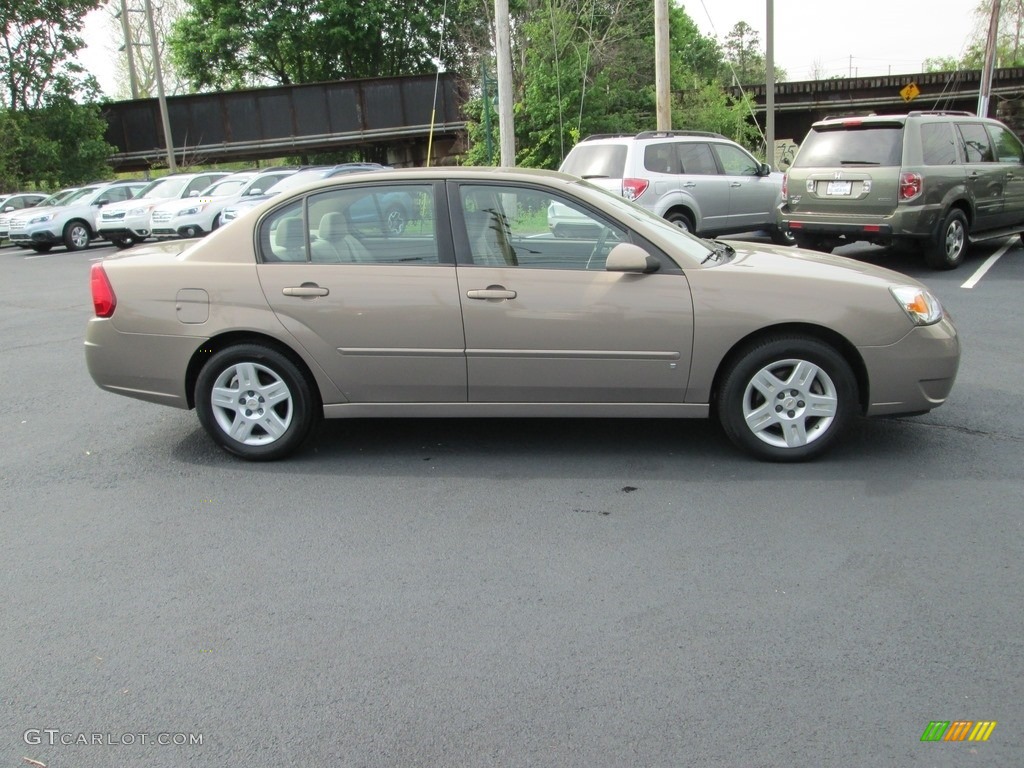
[466,286,517,300]
[283,283,329,297]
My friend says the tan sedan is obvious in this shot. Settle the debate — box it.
[85,167,960,461]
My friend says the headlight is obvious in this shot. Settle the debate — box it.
[890,286,944,325]
[176,206,203,217]
[28,213,55,224]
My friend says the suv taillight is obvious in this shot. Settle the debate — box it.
[781,172,788,199]
[622,178,649,200]
[91,263,116,317]
[899,172,923,201]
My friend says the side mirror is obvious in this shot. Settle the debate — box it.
[760,162,772,176]
[605,242,660,273]
[189,190,200,197]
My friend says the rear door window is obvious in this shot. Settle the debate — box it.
[676,143,718,174]
[957,124,995,162]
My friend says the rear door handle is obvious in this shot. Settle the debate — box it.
[283,283,329,297]
[682,181,697,188]
[467,287,517,300]
[730,181,743,188]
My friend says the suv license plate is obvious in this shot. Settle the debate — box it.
[826,180,853,196]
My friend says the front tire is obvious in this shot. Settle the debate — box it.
[30,243,53,253]
[195,344,317,460]
[111,236,136,250]
[63,220,91,251]
[925,208,968,270]
[717,336,857,461]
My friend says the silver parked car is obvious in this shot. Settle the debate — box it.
[559,131,795,244]
[85,167,959,462]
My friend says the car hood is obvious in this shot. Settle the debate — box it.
[715,239,924,288]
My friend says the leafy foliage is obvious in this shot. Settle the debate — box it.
[168,0,483,89]
[0,0,114,189]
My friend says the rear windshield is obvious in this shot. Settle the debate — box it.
[560,144,627,179]
[793,124,904,167]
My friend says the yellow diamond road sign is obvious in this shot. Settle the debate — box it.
[901,82,920,102]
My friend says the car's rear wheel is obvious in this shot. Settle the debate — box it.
[717,336,856,461]
[925,209,968,270]
[195,344,317,460]
[770,225,797,246]
[63,220,91,251]
[793,234,833,253]
[665,210,695,233]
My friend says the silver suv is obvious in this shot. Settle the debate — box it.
[779,110,1024,269]
[558,131,793,244]
[8,180,147,252]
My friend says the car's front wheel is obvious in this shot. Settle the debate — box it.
[111,236,136,249]
[925,208,968,270]
[63,220,91,251]
[717,336,857,461]
[195,344,317,460]
[29,243,53,253]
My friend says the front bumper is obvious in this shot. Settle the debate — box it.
[10,228,61,246]
[860,316,960,416]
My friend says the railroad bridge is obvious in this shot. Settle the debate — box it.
[102,68,1024,171]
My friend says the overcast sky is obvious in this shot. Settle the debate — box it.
[79,0,989,99]
[679,0,986,80]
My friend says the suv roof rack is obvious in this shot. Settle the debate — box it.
[634,130,727,140]
[906,110,976,117]
[580,133,637,141]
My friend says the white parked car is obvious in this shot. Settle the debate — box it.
[95,171,229,249]
[7,180,147,252]
[149,168,297,240]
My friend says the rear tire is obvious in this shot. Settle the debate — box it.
[717,336,857,462]
[793,234,833,253]
[665,210,695,233]
[195,344,317,461]
[924,209,967,270]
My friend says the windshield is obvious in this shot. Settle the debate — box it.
[573,178,714,265]
[39,189,78,206]
[202,178,251,197]
[62,186,102,205]
[134,177,190,200]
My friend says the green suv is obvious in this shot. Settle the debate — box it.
[778,110,1024,269]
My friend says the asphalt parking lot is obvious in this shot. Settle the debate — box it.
[2,237,1022,767]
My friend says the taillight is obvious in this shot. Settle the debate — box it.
[899,172,923,201]
[622,178,649,200]
[781,172,788,198]
[90,263,116,317]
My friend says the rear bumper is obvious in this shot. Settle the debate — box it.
[860,316,960,416]
[779,204,942,243]
[85,318,202,409]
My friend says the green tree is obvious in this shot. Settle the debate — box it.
[719,20,786,85]
[925,0,1024,70]
[0,0,114,189]
[0,0,101,111]
[168,0,481,89]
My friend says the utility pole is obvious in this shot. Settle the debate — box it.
[494,0,515,166]
[766,0,775,169]
[654,0,671,131]
[144,0,176,171]
[978,0,1002,117]
[117,0,140,99]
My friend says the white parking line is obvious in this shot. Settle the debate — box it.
[961,237,1016,289]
